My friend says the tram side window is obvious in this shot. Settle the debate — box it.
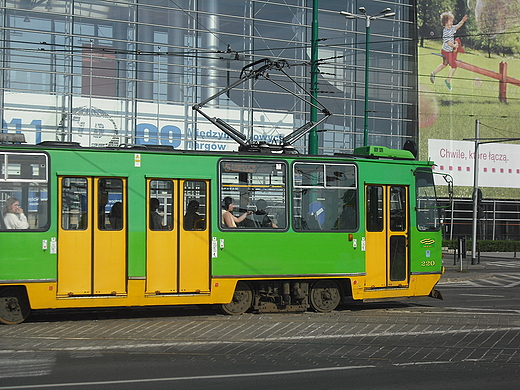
[389,186,407,232]
[220,160,287,229]
[366,186,384,232]
[99,178,124,230]
[293,163,358,231]
[416,169,441,232]
[0,153,48,230]
[149,180,173,230]
[183,181,206,231]
[62,177,88,230]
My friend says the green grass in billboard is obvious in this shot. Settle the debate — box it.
[418,40,520,199]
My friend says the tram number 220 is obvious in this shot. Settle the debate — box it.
[421,260,436,267]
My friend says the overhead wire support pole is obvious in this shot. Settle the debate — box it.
[363,16,370,147]
[308,0,320,155]
[340,7,395,147]
[471,119,480,266]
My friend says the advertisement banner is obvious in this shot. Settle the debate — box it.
[429,139,520,188]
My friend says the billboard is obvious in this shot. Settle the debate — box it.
[418,0,520,197]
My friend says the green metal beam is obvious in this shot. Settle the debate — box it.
[308,0,319,155]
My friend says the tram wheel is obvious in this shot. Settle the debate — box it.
[220,281,253,315]
[0,287,31,325]
[309,280,341,313]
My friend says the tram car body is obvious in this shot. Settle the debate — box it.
[0,140,445,324]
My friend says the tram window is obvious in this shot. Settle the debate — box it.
[366,186,383,232]
[99,178,123,230]
[183,181,206,231]
[149,180,173,230]
[1,153,47,181]
[62,177,88,230]
[390,236,407,281]
[220,160,287,230]
[389,186,407,232]
[0,152,48,230]
[293,163,358,231]
[416,169,441,232]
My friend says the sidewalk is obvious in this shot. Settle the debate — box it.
[466,251,519,259]
[441,251,519,281]
[443,251,519,265]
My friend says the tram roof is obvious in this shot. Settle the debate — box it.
[0,135,430,165]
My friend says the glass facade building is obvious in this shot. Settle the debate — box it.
[1,0,417,153]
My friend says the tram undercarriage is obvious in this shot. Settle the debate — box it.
[220,279,351,315]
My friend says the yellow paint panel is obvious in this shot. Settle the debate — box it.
[58,230,93,295]
[413,274,442,296]
[92,229,127,294]
[25,279,237,310]
[179,228,210,292]
[365,230,387,288]
[146,229,178,294]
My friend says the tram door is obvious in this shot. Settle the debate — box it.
[146,179,209,294]
[365,185,408,288]
[58,177,127,296]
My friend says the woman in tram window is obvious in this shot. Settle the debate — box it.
[2,197,30,229]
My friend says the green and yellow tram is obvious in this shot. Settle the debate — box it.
[0,137,447,324]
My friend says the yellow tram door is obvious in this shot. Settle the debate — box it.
[146,179,209,294]
[58,177,127,296]
[179,180,210,292]
[58,177,92,295]
[365,185,409,288]
[92,178,127,295]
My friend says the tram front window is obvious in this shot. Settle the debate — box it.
[0,153,48,230]
[416,169,441,232]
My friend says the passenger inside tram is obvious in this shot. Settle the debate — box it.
[2,197,30,230]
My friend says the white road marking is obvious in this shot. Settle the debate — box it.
[439,273,520,288]
[0,365,377,389]
[5,326,520,353]
[459,293,505,297]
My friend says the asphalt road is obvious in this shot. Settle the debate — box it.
[0,254,518,390]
